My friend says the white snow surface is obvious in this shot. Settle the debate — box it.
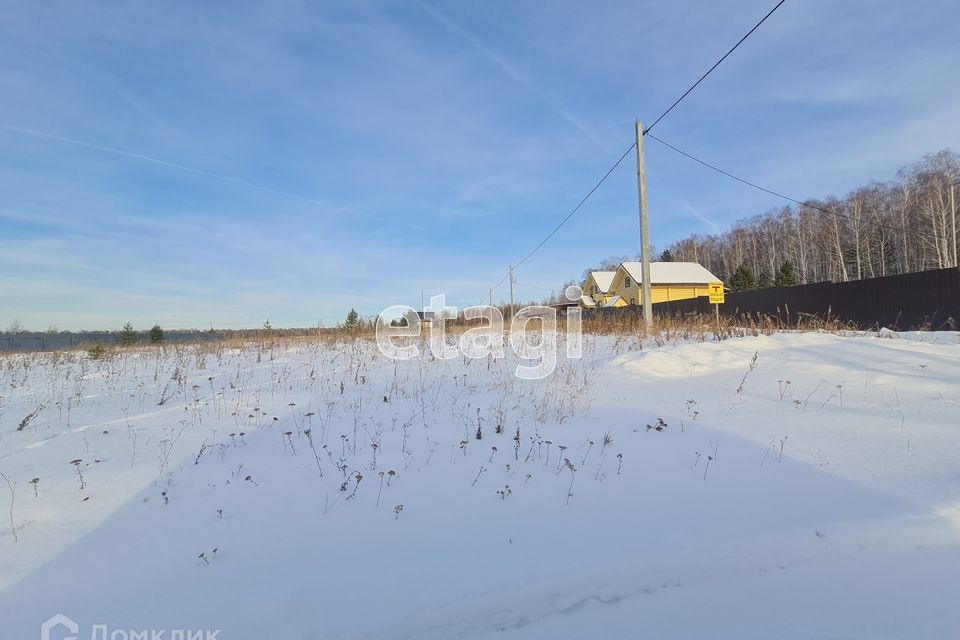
[1,331,959,639]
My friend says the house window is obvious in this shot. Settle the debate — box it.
[630,298,636,305]
[625,277,631,287]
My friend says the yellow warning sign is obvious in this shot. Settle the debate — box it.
[708,282,725,304]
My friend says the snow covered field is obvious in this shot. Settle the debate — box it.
[1,331,958,639]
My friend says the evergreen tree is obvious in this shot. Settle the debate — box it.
[119,322,137,346]
[774,262,798,287]
[659,249,674,262]
[730,264,756,291]
[148,324,165,344]
[343,309,362,333]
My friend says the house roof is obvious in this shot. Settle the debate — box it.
[586,270,616,293]
[619,261,719,285]
[604,295,625,307]
[579,295,597,307]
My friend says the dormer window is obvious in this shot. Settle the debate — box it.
[625,277,631,287]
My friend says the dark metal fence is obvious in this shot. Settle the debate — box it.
[597,267,960,330]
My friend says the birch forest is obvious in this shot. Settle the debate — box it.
[663,149,959,285]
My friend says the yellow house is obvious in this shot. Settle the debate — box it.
[609,262,720,305]
[581,271,617,307]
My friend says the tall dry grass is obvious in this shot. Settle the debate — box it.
[0,309,871,364]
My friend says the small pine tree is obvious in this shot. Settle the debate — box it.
[87,343,106,360]
[659,249,674,262]
[148,324,165,344]
[730,264,756,291]
[119,322,137,346]
[774,262,798,287]
[343,309,362,333]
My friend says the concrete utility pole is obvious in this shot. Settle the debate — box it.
[635,120,653,332]
[950,183,957,267]
[508,265,515,319]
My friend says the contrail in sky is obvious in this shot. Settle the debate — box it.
[681,201,721,233]
[413,0,612,155]
[0,122,334,209]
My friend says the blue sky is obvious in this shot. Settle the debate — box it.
[1,0,958,330]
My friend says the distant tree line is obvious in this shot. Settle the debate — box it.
[2,321,166,341]
[662,149,959,289]
[572,149,958,294]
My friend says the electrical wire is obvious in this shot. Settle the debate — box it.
[479,143,635,300]
[643,0,788,134]
[515,143,636,268]
[647,133,952,243]
[479,0,789,298]
[513,282,556,292]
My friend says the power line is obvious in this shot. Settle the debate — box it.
[491,272,510,292]
[649,133,805,202]
[514,143,636,268]
[647,133,952,243]
[644,0,788,135]
[478,0,788,299]
[478,142,634,302]
[513,281,556,292]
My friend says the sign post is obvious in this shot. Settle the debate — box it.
[708,282,725,337]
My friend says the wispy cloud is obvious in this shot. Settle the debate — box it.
[0,122,347,213]
[680,201,721,233]
[412,0,611,155]
[0,0,957,330]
